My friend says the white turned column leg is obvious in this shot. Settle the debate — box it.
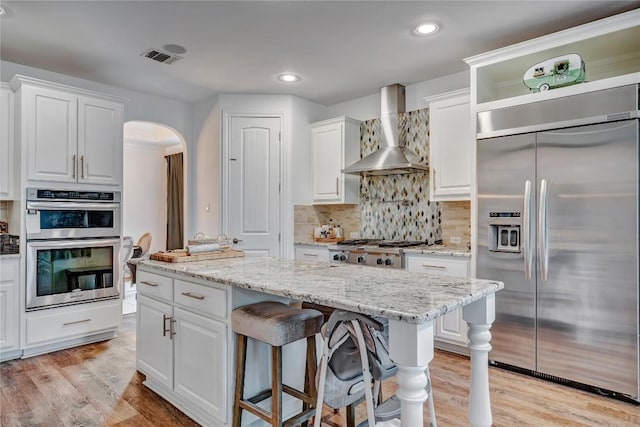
[463,294,496,427]
[395,366,428,426]
[388,320,434,427]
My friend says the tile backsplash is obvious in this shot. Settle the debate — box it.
[294,108,470,249]
[294,204,360,243]
[0,201,8,222]
[359,108,442,244]
[440,201,471,250]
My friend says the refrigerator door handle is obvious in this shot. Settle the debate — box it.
[538,179,549,281]
[523,180,533,279]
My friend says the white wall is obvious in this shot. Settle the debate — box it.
[123,141,180,253]
[192,95,221,239]
[326,70,470,119]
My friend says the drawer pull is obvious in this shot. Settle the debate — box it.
[163,314,171,336]
[63,318,91,327]
[141,280,159,287]
[422,264,446,269]
[181,292,205,301]
[303,253,318,257]
[170,318,177,339]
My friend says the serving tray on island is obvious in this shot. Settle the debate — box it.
[150,249,244,263]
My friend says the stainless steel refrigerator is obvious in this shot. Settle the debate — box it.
[476,84,639,401]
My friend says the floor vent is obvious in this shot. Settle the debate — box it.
[141,48,181,64]
[489,360,639,405]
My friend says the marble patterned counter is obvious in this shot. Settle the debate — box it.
[139,257,502,427]
[295,241,471,257]
[140,257,498,324]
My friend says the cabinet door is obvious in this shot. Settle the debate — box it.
[78,96,123,186]
[0,84,14,199]
[312,122,343,202]
[137,294,173,389]
[428,91,472,201]
[0,258,19,353]
[26,86,78,183]
[405,255,470,347]
[173,307,227,424]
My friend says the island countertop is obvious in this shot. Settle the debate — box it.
[139,257,503,324]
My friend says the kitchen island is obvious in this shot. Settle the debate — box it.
[137,257,503,427]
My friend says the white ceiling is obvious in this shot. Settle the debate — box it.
[2,1,638,106]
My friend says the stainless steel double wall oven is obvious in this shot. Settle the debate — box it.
[25,188,122,310]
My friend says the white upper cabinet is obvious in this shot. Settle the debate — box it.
[78,96,124,185]
[0,83,15,200]
[426,89,472,201]
[311,117,360,204]
[465,9,640,112]
[12,76,124,188]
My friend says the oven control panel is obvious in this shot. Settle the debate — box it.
[27,188,121,202]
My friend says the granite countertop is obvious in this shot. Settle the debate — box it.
[139,257,502,324]
[0,253,20,260]
[294,241,471,257]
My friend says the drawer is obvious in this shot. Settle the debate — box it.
[294,247,330,262]
[174,279,228,320]
[25,299,121,347]
[137,270,174,301]
[405,255,469,278]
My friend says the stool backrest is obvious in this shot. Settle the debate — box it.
[136,232,152,257]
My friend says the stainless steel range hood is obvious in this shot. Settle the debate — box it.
[342,83,429,175]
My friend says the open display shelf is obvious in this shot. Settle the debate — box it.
[466,10,640,111]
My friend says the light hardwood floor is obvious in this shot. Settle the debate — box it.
[1,314,638,426]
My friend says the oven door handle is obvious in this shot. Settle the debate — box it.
[26,201,121,210]
[27,238,121,248]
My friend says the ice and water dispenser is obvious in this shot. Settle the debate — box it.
[488,212,521,253]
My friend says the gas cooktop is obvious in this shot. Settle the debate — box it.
[335,239,441,248]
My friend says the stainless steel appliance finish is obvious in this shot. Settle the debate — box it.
[26,188,121,240]
[25,188,123,310]
[476,84,639,400]
[328,240,426,269]
[342,84,429,176]
[26,238,122,310]
[477,84,639,139]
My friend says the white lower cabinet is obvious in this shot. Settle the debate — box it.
[137,294,173,389]
[137,269,228,427]
[405,254,471,353]
[174,307,227,422]
[0,257,20,360]
[294,244,330,262]
[22,298,121,357]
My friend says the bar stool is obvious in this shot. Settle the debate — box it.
[232,301,324,427]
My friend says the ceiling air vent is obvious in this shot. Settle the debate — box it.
[141,48,181,64]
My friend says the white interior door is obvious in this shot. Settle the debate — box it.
[228,116,281,257]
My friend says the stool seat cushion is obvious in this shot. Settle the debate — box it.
[232,301,323,347]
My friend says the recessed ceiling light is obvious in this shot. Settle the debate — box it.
[277,73,300,83]
[414,23,439,36]
[0,6,6,15]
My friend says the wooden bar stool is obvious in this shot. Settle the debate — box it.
[232,301,324,427]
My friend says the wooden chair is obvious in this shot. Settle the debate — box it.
[127,232,152,284]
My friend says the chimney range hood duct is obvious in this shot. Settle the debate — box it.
[342,83,429,176]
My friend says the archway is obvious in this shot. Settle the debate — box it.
[122,121,188,254]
